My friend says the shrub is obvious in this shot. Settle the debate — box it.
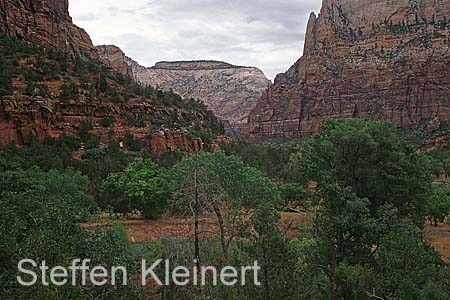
[78,121,93,142]
[124,133,142,152]
[60,79,79,101]
[100,116,115,127]
[85,134,101,150]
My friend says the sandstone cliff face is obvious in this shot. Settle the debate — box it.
[96,45,270,126]
[0,0,224,157]
[0,0,95,55]
[134,61,270,126]
[245,0,450,142]
[0,95,205,158]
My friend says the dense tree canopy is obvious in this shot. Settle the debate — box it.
[101,158,171,219]
[2,118,450,300]
[291,119,433,224]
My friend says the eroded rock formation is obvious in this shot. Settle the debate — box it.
[96,45,270,126]
[0,95,206,157]
[134,61,270,126]
[244,0,450,142]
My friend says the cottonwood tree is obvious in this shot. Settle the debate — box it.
[372,223,450,300]
[290,119,435,300]
[426,184,450,226]
[312,183,378,299]
[0,168,143,300]
[170,151,281,263]
[291,119,432,224]
[101,158,171,219]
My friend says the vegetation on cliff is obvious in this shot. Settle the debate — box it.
[0,34,225,154]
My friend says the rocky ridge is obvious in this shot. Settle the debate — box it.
[244,0,450,142]
[96,45,270,127]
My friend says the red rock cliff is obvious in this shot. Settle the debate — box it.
[244,0,450,142]
[0,0,95,55]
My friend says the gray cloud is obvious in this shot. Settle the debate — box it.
[70,0,321,79]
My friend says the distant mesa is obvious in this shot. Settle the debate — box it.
[151,61,247,71]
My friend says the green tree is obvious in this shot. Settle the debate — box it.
[290,119,437,299]
[99,72,110,93]
[312,183,379,299]
[373,223,450,300]
[78,121,93,142]
[291,119,432,225]
[0,168,144,300]
[426,184,450,226]
[279,183,309,207]
[60,78,79,102]
[124,132,142,152]
[171,151,281,263]
[101,158,171,219]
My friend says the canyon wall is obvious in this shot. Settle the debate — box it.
[96,45,270,127]
[244,0,450,142]
[0,95,206,158]
[96,45,133,77]
[0,0,222,157]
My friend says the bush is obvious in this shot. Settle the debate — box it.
[0,167,144,300]
[124,133,142,152]
[78,121,93,142]
[85,134,101,149]
[100,116,115,127]
[60,79,79,101]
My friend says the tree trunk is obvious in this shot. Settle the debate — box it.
[327,248,338,300]
[194,170,201,271]
[192,169,203,296]
[213,201,228,262]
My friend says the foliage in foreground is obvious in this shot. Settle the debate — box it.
[1,119,450,300]
[289,119,450,299]
[0,168,144,300]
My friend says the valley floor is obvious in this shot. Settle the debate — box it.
[82,212,450,262]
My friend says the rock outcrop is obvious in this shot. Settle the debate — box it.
[244,0,450,142]
[0,0,95,55]
[96,45,270,127]
[96,45,133,77]
[0,95,206,158]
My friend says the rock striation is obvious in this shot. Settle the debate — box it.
[0,95,206,158]
[96,45,270,127]
[134,61,270,126]
[244,0,450,142]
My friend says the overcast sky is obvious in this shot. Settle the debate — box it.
[70,0,321,80]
